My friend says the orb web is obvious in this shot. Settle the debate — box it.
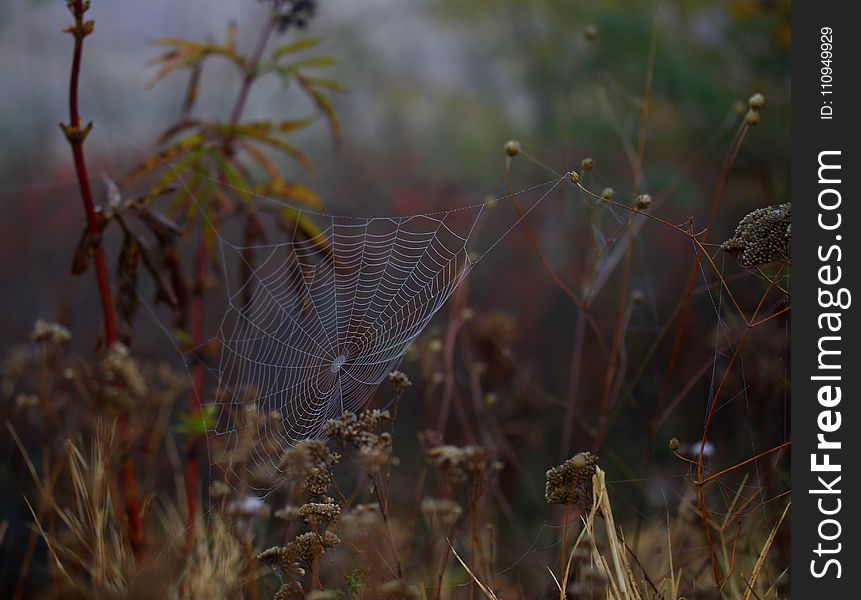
[212,208,484,491]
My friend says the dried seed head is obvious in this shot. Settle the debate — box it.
[388,370,412,390]
[298,502,340,528]
[568,170,581,184]
[634,194,652,210]
[15,394,40,409]
[420,497,463,528]
[504,140,521,157]
[584,24,598,41]
[580,157,595,171]
[426,444,489,485]
[31,319,71,346]
[378,579,420,600]
[745,110,761,126]
[101,342,148,397]
[669,437,680,452]
[209,480,231,499]
[748,92,766,110]
[721,203,791,267]
[733,100,747,115]
[545,452,599,508]
[306,592,339,600]
[630,290,645,305]
[600,187,614,200]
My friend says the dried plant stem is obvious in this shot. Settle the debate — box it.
[229,17,276,128]
[594,2,660,453]
[61,0,143,557]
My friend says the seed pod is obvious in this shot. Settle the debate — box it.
[745,110,761,126]
[634,194,652,210]
[504,140,521,157]
[581,157,595,171]
[748,92,765,109]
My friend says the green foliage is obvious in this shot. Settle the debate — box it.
[175,403,218,437]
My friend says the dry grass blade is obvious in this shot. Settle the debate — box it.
[741,501,790,600]
[448,539,499,600]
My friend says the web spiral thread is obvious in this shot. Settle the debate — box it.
[211,208,483,491]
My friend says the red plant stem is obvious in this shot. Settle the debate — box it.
[185,239,206,539]
[63,0,144,556]
[183,13,275,534]
[66,14,117,346]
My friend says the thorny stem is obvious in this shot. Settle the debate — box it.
[61,0,144,557]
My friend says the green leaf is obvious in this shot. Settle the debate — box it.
[144,148,206,203]
[272,36,322,59]
[173,328,193,348]
[242,132,316,173]
[281,55,336,72]
[211,153,252,204]
[298,76,347,93]
[259,179,323,208]
[175,404,218,436]
[296,75,342,145]
[277,117,316,134]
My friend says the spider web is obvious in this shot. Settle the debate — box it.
[212,208,485,490]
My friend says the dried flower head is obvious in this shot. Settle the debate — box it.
[323,410,393,471]
[721,203,791,267]
[273,582,304,600]
[634,194,651,210]
[101,342,148,398]
[504,140,521,157]
[749,92,766,109]
[306,592,339,600]
[630,290,645,305]
[580,157,595,171]
[280,440,340,501]
[420,498,463,529]
[274,505,301,522]
[209,480,231,500]
[292,531,341,566]
[745,109,761,125]
[600,187,614,200]
[261,0,318,32]
[377,579,420,600]
[426,444,488,485]
[388,370,412,390]
[568,170,581,184]
[669,437,680,452]
[31,319,72,346]
[545,452,599,508]
[298,502,340,528]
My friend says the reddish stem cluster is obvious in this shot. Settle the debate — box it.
[62,0,144,555]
